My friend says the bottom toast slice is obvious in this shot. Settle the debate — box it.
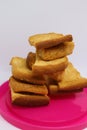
[58,62,87,90]
[10,88,50,107]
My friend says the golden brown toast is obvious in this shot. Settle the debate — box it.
[26,52,64,81]
[58,62,87,90]
[26,52,36,70]
[9,76,48,95]
[10,88,50,107]
[37,42,74,61]
[29,33,73,49]
[44,72,64,88]
[48,84,83,96]
[46,71,64,82]
[10,57,46,85]
[32,55,68,74]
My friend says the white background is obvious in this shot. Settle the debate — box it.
[0,0,87,129]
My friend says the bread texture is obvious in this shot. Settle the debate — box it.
[37,42,74,61]
[46,71,64,82]
[58,62,87,90]
[44,71,64,88]
[32,55,68,74]
[26,52,36,70]
[10,57,46,85]
[9,76,48,95]
[29,33,73,49]
[11,88,50,107]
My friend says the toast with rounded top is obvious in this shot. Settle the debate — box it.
[29,33,73,49]
[32,55,68,74]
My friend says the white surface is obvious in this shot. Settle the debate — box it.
[0,0,87,129]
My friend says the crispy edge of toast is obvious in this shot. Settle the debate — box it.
[26,52,36,70]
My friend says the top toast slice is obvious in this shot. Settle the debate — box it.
[58,62,87,90]
[28,33,73,49]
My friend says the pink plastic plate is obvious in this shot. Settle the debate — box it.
[0,81,87,130]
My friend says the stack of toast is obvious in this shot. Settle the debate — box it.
[9,32,87,106]
[9,57,49,106]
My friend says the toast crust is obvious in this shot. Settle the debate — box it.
[29,33,73,49]
[26,52,36,70]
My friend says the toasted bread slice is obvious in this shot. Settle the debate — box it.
[26,52,64,81]
[58,62,87,90]
[29,33,73,49]
[26,52,36,70]
[32,55,68,74]
[37,42,74,61]
[10,57,46,85]
[48,84,83,96]
[10,88,50,107]
[9,76,48,95]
